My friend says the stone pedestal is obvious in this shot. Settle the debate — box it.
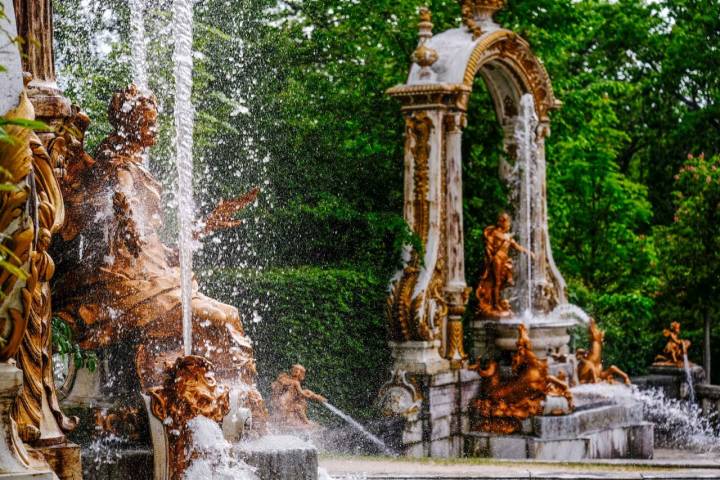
[388,341,449,375]
[34,444,81,480]
[388,369,480,458]
[474,320,572,360]
[466,401,653,460]
[633,364,706,402]
[235,436,317,480]
[469,319,575,380]
[0,364,55,480]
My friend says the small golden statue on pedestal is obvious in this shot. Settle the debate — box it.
[475,213,532,319]
[270,365,326,430]
[576,319,631,385]
[653,321,691,368]
[470,325,573,434]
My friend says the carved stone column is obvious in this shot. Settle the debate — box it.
[10,2,81,479]
[386,105,449,375]
[13,0,71,123]
[443,111,468,369]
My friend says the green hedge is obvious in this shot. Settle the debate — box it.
[204,266,392,422]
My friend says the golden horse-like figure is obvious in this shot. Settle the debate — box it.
[653,321,691,368]
[576,319,631,385]
[470,324,573,434]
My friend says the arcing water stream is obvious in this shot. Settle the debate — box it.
[172,0,196,356]
[321,402,395,456]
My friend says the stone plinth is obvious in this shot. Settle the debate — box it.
[388,341,449,375]
[696,383,720,421]
[235,436,317,480]
[466,401,653,460]
[381,369,480,458]
[469,320,572,363]
[633,364,705,402]
[35,444,81,480]
[0,363,55,480]
[80,447,153,480]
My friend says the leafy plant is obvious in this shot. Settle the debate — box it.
[51,317,97,372]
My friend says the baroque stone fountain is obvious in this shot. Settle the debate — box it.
[378,0,653,460]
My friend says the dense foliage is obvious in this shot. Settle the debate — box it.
[51,0,720,417]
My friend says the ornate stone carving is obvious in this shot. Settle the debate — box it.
[0,94,36,363]
[474,213,532,320]
[13,0,71,122]
[377,370,421,419]
[3,90,78,446]
[410,7,438,79]
[460,31,558,122]
[51,84,267,428]
[576,319,631,385]
[470,324,573,434]
[387,111,437,343]
[269,364,326,430]
[149,356,230,480]
[653,322,692,368]
[459,0,505,38]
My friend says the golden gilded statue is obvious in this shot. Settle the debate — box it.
[576,319,631,385]
[51,84,266,426]
[0,89,78,447]
[475,213,532,319]
[270,364,326,430]
[653,321,691,368]
[470,324,573,434]
[149,356,230,480]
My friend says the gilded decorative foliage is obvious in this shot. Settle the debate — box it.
[149,356,230,480]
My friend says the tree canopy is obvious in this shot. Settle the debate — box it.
[51,0,720,411]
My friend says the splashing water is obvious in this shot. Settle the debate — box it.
[129,0,151,168]
[683,353,696,404]
[635,387,718,451]
[513,94,537,316]
[184,416,257,480]
[172,0,196,356]
[574,383,719,452]
[321,403,395,456]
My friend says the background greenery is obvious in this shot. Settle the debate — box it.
[50,0,720,419]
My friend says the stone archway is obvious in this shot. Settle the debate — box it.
[385,0,568,375]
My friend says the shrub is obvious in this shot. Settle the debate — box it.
[205,266,392,422]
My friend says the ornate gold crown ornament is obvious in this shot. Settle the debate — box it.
[459,0,506,39]
[410,7,439,79]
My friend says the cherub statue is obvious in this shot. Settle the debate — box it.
[51,84,266,429]
[475,213,532,319]
[653,321,691,368]
[270,364,326,430]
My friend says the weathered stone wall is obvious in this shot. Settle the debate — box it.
[399,370,480,457]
